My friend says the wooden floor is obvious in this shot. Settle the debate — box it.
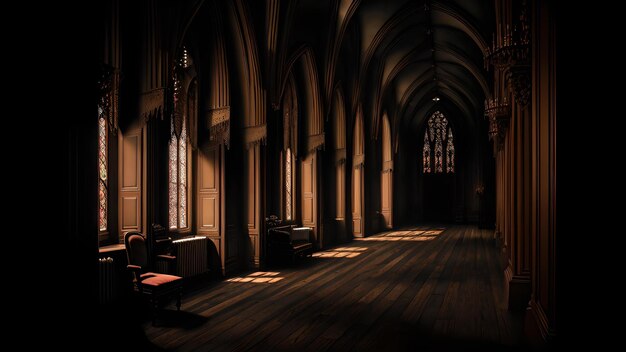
[141,225,523,351]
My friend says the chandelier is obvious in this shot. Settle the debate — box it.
[484,25,529,71]
[484,0,531,108]
[485,95,510,139]
[484,4,530,71]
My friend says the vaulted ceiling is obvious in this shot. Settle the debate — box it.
[266,0,494,140]
[340,0,494,136]
[182,0,495,141]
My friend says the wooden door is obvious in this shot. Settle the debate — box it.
[381,168,392,228]
[301,152,317,245]
[352,165,363,237]
[197,145,225,273]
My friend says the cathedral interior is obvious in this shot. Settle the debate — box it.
[59,0,567,350]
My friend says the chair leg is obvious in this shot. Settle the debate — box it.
[176,288,182,311]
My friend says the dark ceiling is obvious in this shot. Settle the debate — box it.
[264,0,492,138]
[346,0,494,133]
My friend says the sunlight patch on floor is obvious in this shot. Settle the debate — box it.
[312,246,368,258]
[227,271,284,283]
[355,228,445,241]
[333,247,368,251]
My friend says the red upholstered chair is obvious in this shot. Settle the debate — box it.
[124,231,183,325]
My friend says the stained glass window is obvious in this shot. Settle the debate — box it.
[169,118,188,229]
[423,111,455,173]
[169,47,193,230]
[446,128,455,173]
[98,107,108,232]
[285,148,293,221]
[423,131,431,173]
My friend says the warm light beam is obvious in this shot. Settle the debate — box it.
[312,247,368,258]
[354,229,445,242]
[226,271,284,284]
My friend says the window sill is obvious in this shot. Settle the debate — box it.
[99,243,125,254]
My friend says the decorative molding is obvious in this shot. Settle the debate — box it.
[490,118,510,153]
[383,160,393,172]
[243,124,267,148]
[353,154,364,167]
[335,148,346,164]
[98,65,119,133]
[307,133,325,153]
[207,106,231,148]
[140,88,165,122]
[507,65,531,108]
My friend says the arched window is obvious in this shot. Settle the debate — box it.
[285,147,293,220]
[169,118,189,229]
[283,75,298,221]
[169,48,193,229]
[98,107,108,231]
[97,65,117,235]
[423,111,455,173]
[446,128,455,173]
[423,131,431,173]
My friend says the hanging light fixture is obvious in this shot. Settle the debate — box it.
[484,0,531,108]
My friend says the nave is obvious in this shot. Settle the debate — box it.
[136,226,522,351]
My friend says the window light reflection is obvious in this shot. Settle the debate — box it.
[355,228,445,241]
[312,246,368,258]
[227,271,284,283]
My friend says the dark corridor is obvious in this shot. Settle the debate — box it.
[423,174,455,223]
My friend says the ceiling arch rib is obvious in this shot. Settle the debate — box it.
[399,82,473,133]
[352,1,422,112]
[435,67,482,109]
[432,44,489,96]
[341,1,491,140]
[374,44,485,129]
[430,1,489,53]
[404,95,469,138]
[392,63,479,121]
[277,0,495,141]
[324,0,362,111]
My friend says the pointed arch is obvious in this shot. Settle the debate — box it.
[280,46,324,153]
[278,47,324,247]
[229,0,266,146]
[333,86,347,151]
[169,47,196,230]
[206,0,231,148]
[282,73,298,221]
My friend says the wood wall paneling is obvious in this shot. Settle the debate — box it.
[301,152,317,245]
[197,145,228,274]
[352,166,362,236]
[247,144,261,267]
[119,130,142,236]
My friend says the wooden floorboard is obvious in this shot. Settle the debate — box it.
[140,225,523,351]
